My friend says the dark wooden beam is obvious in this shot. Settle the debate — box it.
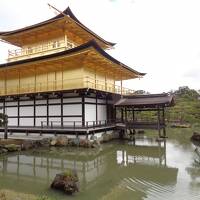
[96,94,98,121]
[157,107,161,137]
[61,93,63,127]
[33,96,36,127]
[82,96,85,126]
[47,96,49,127]
[17,98,20,127]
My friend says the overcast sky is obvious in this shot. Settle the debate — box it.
[0,0,200,93]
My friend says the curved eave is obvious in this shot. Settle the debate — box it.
[0,7,115,48]
[0,40,145,77]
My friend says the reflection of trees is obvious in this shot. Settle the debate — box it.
[186,145,200,190]
[167,127,195,150]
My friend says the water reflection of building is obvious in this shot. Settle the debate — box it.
[0,150,106,193]
[117,139,166,167]
[0,142,178,198]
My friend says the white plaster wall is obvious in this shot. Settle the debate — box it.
[5,102,17,106]
[8,118,18,126]
[63,98,81,103]
[63,104,82,115]
[49,117,61,126]
[20,107,34,116]
[97,105,107,121]
[85,98,96,103]
[85,104,96,125]
[36,117,47,126]
[6,107,18,116]
[19,118,34,126]
[98,99,106,104]
[36,106,47,116]
[49,105,61,116]
[63,117,82,126]
[20,101,33,105]
[35,100,47,104]
[49,99,61,104]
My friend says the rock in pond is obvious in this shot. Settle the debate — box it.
[191,132,200,142]
[56,136,68,146]
[51,171,79,195]
[4,144,21,152]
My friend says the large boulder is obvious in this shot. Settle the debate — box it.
[56,136,68,146]
[51,171,79,195]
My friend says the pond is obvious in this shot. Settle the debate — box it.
[0,127,200,200]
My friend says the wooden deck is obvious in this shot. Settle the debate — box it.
[0,125,116,135]
[116,122,166,130]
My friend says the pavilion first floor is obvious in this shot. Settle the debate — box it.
[0,88,117,129]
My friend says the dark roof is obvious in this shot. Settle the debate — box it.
[115,94,175,107]
[0,7,115,47]
[0,40,145,77]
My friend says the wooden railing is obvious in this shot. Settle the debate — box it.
[41,119,116,129]
[8,40,76,62]
[0,76,135,96]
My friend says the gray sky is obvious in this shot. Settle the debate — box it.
[0,0,200,93]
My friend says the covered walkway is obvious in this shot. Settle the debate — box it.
[115,93,175,137]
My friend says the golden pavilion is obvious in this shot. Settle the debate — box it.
[0,6,146,135]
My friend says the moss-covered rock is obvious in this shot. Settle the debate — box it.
[51,170,79,195]
[4,144,21,152]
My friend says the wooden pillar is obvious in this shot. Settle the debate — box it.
[106,95,109,123]
[33,96,36,127]
[157,107,161,137]
[61,94,64,127]
[82,96,85,126]
[132,107,135,122]
[17,98,20,127]
[114,106,116,122]
[162,107,166,137]
[125,107,127,122]
[47,95,49,127]
[162,107,165,125]
[121,107,124,122]
[96,94,98,122]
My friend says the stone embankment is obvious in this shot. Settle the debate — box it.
[0,131,118,155]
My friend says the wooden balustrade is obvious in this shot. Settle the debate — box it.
[0,76,135,96]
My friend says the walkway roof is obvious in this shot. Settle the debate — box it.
[115,94,175,108]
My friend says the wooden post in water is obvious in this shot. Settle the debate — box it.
[121,108,124,123]
[157,107,161,138]
[125,107,127,122]
[162,107,166,138]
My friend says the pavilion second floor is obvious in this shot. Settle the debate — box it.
[0,41,145,97]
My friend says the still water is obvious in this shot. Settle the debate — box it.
[0,128,200,200]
